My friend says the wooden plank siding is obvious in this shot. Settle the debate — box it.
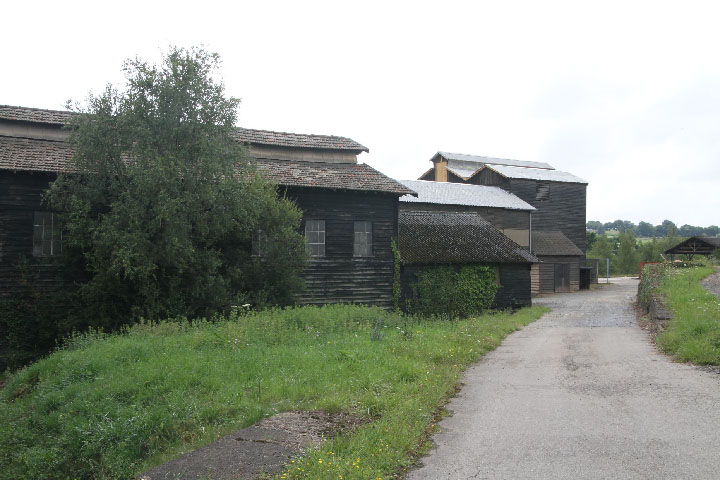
[508,178,587,255]
[285,187,398,308]
[469,169,587,256]
[533,255,581,294]
[0,172,68,297]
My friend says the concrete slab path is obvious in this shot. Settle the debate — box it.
[408,278,720,479]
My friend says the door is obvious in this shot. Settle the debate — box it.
[554,263,570,292]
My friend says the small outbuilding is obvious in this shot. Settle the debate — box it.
[399,211,538,309]
[531,231,584,294]
[664,236,720,258]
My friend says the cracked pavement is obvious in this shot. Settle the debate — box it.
[408,278,720,479]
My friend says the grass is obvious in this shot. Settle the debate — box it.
[0,304,547,480]
[655,266,720,365]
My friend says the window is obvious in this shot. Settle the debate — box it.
[33,211,62,257]
[251,229,272,257]
[353,221,372,257]
[305,220,325,257]
[536,181,550,201]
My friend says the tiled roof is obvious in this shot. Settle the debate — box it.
[0,105,368,153]
[482,164,587,184]
[399,211,538,264]
[237,128,368,152]
[398,179,535,211]
[255,159,416,195]
[436,152,555,170]
[0,105,75,125]
[532,231,584,256]
[0,135,74,172]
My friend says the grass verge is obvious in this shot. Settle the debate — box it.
[656,266,720,365]
[0,305,547,479]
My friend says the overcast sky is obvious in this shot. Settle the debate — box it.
[4,1,719,227]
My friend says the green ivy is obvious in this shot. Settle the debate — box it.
[391,238,402,312]
[408,265,499,317]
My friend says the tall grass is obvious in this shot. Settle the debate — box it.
[0,305,547,479]
[656,266,720,364]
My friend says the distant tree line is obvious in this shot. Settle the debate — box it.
[586,221,720,276]
[587,219,720,238]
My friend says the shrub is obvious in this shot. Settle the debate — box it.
[408,265,499,317]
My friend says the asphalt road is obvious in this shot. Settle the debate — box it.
[408,278,720,480]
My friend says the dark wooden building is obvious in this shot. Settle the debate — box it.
[0,106,75,297]
[398,211,538,309]
[0,104,414,308]
[418,151,588,294]
[664,236,720,258]
[239,131,415,307]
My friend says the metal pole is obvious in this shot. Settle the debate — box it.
[606,258,610,283]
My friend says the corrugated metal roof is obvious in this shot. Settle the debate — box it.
[399,211,538,264]
[437,152,555,170]
[532,231,584,256]
[484,164,587,184]
[398,179,535,211]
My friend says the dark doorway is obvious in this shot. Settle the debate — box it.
[554,263,570,292]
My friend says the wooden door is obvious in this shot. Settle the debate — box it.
[554,263,570,292]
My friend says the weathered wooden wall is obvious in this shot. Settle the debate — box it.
[468,169,587,255]
[286,187,398,308]
[0,171,67,297]
[508,178,587,255]
[531,255,581,294]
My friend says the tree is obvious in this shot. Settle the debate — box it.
[586,231,598,251]
[616,230,639,275]
[47,47,306,329]
[637,221,655,238]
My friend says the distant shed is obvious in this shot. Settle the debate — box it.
[399,211,538,309]
[531,231,584,294]
[664,236,720,257]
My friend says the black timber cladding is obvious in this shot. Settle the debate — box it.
[473,169,587,255]
[286,187,398,307]
[0,172,72,297]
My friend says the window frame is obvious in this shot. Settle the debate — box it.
[535,181,550,201]
[305,219,326,257]
[251,229,273,257]
[353,220,373,257]
[33,211,62,257]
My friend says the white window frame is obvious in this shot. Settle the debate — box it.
[305,220,325,257]
[33,211,62,257]
[353,221,373,257]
